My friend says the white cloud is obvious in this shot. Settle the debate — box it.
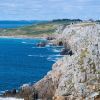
[0,0,100,20]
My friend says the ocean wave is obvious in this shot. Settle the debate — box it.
[22,41,34,44]
[0,97,24,100]
[45,45,50,47]
[21,83,31,89]
[47,54,62,62]
[0,91,5,94]
[32,47,45,48]
[49,55,63,57]
[32,46,46,49]
[28,54,46,57]
[28,54,34,57]
[52,49,61,53]
[47,57,59,62]
[21,41,27,44]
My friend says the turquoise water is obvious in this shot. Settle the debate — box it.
[0,38,62,92]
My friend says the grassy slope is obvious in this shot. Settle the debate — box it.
[0,20,81,37]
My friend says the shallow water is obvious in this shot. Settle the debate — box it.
[0,38,62,92]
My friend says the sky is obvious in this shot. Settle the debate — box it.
[0,0,100,20]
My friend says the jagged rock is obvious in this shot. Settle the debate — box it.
[12,89,17,95]
[36,41,47,47]
[52,96,65,100]
[3,89,17,97]
[47,36,55,40]
[33,23,100,99]
[60,48,73,55]
[19,84,39,100]
[33,76,55,99]
[58,41,63,46]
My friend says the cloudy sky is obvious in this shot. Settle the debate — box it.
[0,0,100,20]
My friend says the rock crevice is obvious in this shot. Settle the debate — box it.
[33,23,100,100]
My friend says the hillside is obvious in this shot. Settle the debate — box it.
[0,19,82,37]
[33,22,100,100]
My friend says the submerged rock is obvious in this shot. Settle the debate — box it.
[36,41,47,47]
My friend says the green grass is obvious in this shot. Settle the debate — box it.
[0,20,81,37]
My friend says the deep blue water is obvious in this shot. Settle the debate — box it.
[0,20,44,28]
[0,38,62,92]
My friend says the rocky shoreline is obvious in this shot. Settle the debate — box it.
[0,35,48,39]
[1,22,100,100]
[33,23,100,100]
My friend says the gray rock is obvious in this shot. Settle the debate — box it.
[33,22,100,99]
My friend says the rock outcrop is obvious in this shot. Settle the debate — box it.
[36,41,47,47]
[33,23,100,100]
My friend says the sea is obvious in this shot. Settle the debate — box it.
[0,20,45,28]
[0,21,63,100]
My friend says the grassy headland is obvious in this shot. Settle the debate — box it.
[0,19,82,38]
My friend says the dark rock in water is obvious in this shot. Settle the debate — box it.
[12,89,17,95]
[1,84,39,100]
[3,90,12,96]
[3,89,17,97]
[37,41,47,47]
[58,41,63,46]
[47,37,55,40]
[60,48,73,56]
[68,50,73,56]
[18,85,39,100]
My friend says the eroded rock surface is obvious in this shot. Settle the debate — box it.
[34,23,100,100]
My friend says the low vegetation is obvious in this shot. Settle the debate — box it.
[0,19,82,37]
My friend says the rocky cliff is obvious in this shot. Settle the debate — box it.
[33,22,100,100]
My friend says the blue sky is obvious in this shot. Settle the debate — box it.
[0,0,100,20]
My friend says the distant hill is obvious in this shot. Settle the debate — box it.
[0,19,82,37]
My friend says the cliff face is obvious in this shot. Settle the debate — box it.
[34,23,100,100]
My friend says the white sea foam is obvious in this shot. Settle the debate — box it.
[47,54,63,62]
[52,49,61,53]
[0,97,24,100]
[49,55,62,57]
[28,54,40,57]
[28,54,34,57]
[28,54,45,57]
[21,41,27,44]
[45,45,50,47]
[47,55,58,62]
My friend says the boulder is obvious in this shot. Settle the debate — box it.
[3,89,17,97]
[58,41,63,46]
[47,37,55,40]
[60,48,73,56]
[36,41,47,47]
